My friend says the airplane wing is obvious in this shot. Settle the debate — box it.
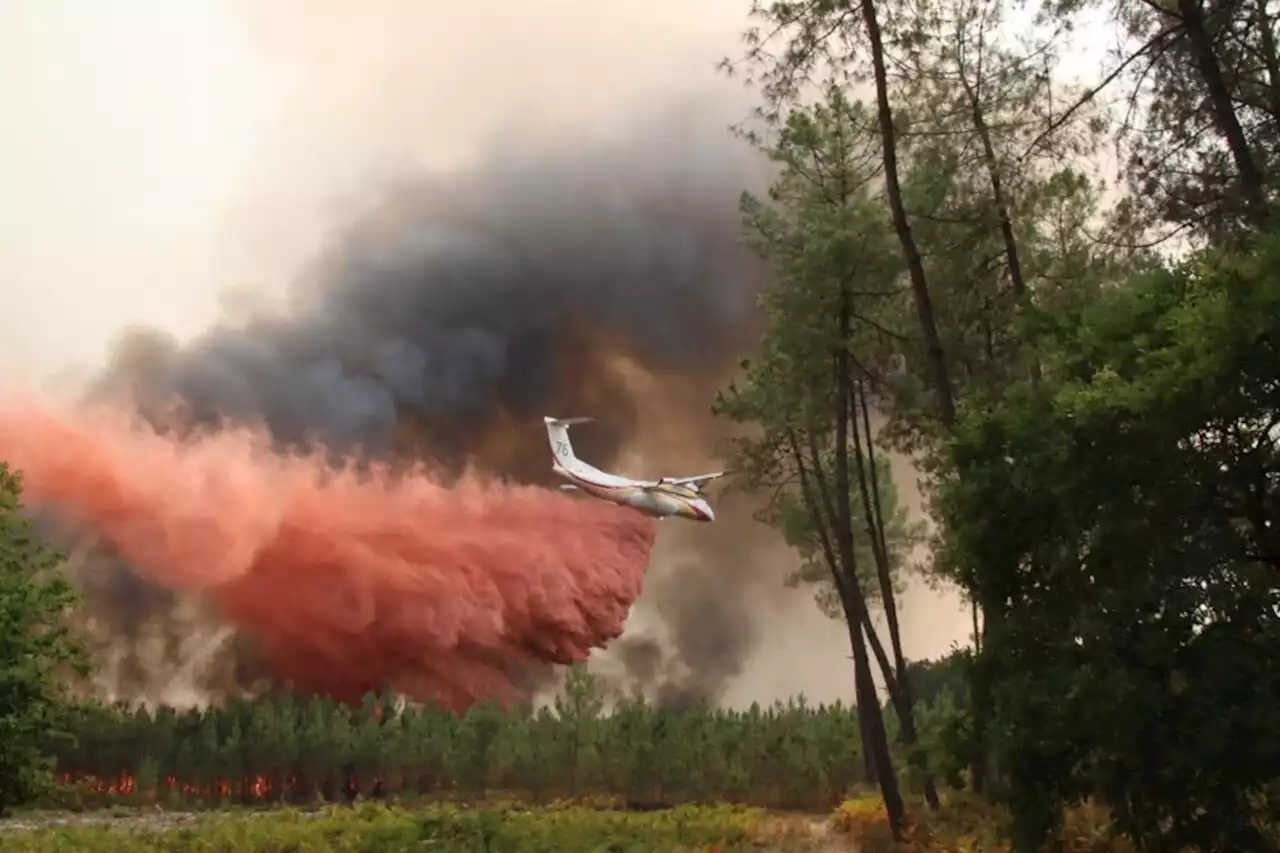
[661,472,725,487]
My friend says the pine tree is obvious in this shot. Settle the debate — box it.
[0,463,89,815]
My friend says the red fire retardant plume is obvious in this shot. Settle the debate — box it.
[0,398,657,709]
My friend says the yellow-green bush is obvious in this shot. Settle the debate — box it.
[831,793,896,850]
[0,801,808,853]
[829,793,1142,852]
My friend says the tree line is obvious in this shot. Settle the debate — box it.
[43,661,967,813]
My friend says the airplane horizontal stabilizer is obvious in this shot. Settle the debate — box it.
[544,416,595,427]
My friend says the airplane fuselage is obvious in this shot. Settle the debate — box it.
[552,462,715,522]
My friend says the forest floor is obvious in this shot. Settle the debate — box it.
[0,808,280,833]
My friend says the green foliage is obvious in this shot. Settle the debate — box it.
[894,651,970,712]
[881,651,977,792]
[938,232,1280,849]
[0,800,795,853]
[717,89,915,618]
[0,464,89,816]
[724,0,1280,846]
[771,453,919,617]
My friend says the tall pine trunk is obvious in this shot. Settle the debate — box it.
[790,429,895,800]
[1176,0,1270,225]
[835,269,906,838]
[858,0,956,426]
[849,380,941,809]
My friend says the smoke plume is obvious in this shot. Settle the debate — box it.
[23,101,795,706]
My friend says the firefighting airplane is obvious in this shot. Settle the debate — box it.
[544,416,724,522]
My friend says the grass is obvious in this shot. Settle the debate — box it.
[1,788,1153,851]
[0,800,824,853]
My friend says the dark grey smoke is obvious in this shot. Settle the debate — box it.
[79,97,781,704]
[99,107,765,456]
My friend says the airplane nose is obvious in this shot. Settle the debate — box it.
[693,499,715,522]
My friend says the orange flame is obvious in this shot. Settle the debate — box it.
[57,773,348,801]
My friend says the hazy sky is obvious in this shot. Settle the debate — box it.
[0,0,752,387]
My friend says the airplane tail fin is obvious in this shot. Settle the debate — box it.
[544,416,593,467]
